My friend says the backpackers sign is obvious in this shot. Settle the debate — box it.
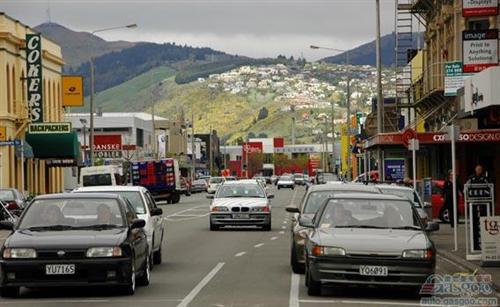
[25,34,44,123]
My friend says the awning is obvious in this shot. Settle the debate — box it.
[25,131,79,159]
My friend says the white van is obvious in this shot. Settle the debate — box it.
[79,165,124,187]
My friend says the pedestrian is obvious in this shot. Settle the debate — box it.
[442,170,463,228]
[466,164,490,184]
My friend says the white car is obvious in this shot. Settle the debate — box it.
[208,181,273,231]
[207,177,225,194]
[277,175,295,190]
[73,186,165,265]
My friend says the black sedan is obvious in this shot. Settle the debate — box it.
[0,193,150,297]
[302,193,438,296]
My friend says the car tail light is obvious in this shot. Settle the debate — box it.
[5,202,19,210]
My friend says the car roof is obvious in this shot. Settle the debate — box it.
[307,183,381,193]
[222,180,258,185]
[376,184,414,192]
[330,193,408,201]
[34,192,122,200]
[73,186,146,192]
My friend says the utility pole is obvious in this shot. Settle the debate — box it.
[331,101,336,174]
[291,106,296,145]
[324,117,329,172]
[376,0,384,181]
[191,108,195,180]
[345,51,352,181]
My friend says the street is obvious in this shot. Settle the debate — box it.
[0,186,488,307]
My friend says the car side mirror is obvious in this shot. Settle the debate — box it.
[267,194,274,199]
[285,206,300,214]
[423,202,432,209]
[298,216,314,228]
[425,222,439,232]
[150,208,163,216]
[131,219,146,229]
[0,221,14,230]
[206,195,214,199]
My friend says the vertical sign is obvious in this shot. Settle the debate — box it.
[480,216,500,265]
[25,34,43,123]
[463,30,499,73]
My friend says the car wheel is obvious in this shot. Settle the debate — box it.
[306,268,322,296]
[122,261,136,295]
[137,255,151,286]
[291,244,305,274]
[263,221,271,231]
[1,287,20,298]
[278,186,281,190]
[210,222,219,231]
[153,235,163,265]
[171,194,181,204]
[439,208,450,223]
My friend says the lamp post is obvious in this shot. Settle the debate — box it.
[310,45,350,178]
[89,23,137,166]
[80,118,88,166]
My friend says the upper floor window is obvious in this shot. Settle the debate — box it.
[468,19,490,31]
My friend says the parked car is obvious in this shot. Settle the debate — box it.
[285,183,381,274]
[191,179,209,193]
[208,181,273,231]
[302,193,438,296]
[277,175,295,190]
[0,188,27,214]
[293,173,306,185]
[0,201,18,224]
[377,184,431,225]
[0,193,150,297]
[207,177,225,194]
[72,186,165,265]
[270,175,279,185]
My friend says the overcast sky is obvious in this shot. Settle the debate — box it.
[1,0,396,60]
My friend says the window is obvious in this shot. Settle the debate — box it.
[468,19,490,31]
[6,64,11,114]
[136,128,144,147]
[11,66,16,114]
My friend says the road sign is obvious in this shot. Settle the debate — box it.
[0,127,6,142]
[408,138,420,151]
[0,140,21,146]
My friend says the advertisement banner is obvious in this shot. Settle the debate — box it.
[62,76,84,107]
[464,66,500,113]
[444,61,472,96]
[28,123,72,134]
[25,34,43,123]
[463,0,498,17]
[480,216,500,264]
[463,30,499,73]
[93,135,122,151]
[242,142,263,162]
[384,158,405,181]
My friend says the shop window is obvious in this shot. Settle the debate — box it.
[468,19,490,30]
[11,66,16,114]
[6,64,11,114]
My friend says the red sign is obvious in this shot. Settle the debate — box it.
[93,135,122,151]
[273,137,284,148]
[463,0,498,17]
[402,128,417,147]
[242,142,263,162]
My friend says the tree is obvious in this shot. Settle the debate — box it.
[247,132,256,139]
[248,152,264,178]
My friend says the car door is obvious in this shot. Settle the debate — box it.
[145,191,163,250]
[124,199,148,267]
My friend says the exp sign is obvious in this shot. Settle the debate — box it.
[25,34,44,123]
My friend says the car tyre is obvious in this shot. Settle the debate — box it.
[263,221,271,231]
[1,287,20,298]
[153,241,163,265]
[306,266,322,296]
[210,222,219,231]
[122,261,136,295]
[278,186,281,190]
[137,256,151,286]
[439,207,450,223]
[291,244,305,274]
[171,194,180,204]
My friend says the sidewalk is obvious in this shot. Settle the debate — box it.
[432,223,500,290]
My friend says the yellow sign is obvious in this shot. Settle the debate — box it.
[0,127,6,141]
[62,76,84,107]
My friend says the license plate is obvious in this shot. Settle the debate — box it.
[45,264,75,275]
[233,213,250,219]
[359,265,388,276]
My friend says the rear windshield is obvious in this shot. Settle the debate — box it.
[75,191,147,214]
[280,176,292,181]
[379,188,421,207]
[0,190,15,201]
[83,174,112,186]
[303,189,378,214]
[210,177,224,184]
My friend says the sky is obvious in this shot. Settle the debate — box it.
[1,0,396,61]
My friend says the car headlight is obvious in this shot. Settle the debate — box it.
[3,248,37,259]
[211,206,229,212]
[251,206,270,212]
[311,245,346,257]
[86,247,122,258]
[402,249,433,260]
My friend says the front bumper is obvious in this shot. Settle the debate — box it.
[0,257,132,288]
[308,255,435,287]
[210,213,271,226]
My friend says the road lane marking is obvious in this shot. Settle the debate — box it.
[280,231,285,234]
[298,300,422,306]
[270,236,278,240]
[177,262,225,307]
[437,255,469,272]
[254,243,264,248]
[289,273,300,307]
[281,226,287,229]
[235,251,247,257]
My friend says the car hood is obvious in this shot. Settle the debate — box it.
[212,197,268,208]
[5,229,127,249]
[313,228,429,255]
[278,180,294,184]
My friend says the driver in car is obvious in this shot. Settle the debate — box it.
[328,205,357,227]
[97,204,114,224]
[40,205,65,225]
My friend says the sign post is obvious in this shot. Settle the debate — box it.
[408,138,419,190]
[446,125,460,251]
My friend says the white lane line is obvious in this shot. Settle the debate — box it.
[281,226,287,229]
[270,236,278,241]
[298,300,421,306]
[437,255,469,272]
[283,221,288,224]
[289,273,300,307]
[280,231,285,234]
[254,243,265,248]
[234,251,247,257]
[177,262,225,307]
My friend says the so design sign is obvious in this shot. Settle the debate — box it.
[25,34,43,123]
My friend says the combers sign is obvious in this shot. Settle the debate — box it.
[25,34,43,123]
[463,0,498,16]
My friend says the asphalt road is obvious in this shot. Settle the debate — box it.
[0,186,489,307]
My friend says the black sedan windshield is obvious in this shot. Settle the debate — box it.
[18,198,125,229]
[319,199,421,229]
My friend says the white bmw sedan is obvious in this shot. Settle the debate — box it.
[208,181,273,231]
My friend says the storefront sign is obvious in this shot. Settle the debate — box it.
[28,123,72,134]
[480,216,500,264]
[384,158,405,181]
[0,140,21,146]
[25,34,43,123]
[0,127,6,142]
[463,30,499,73]
[463,0,498,16]
[93,135,122,151]
[464,66,500,113]
[444,61,472,96]
[274,146,315,154]
[95,151,122,159]
[62,76,84,107]
[45,158,77,167]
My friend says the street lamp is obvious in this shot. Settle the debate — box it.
[88,23,137,166]
[310,45,351,178]
[79,118,88,166]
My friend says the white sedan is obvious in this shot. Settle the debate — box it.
[277,175,295,190]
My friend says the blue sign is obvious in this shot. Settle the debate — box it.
[0,139,21,146]
[384,158,405,181]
